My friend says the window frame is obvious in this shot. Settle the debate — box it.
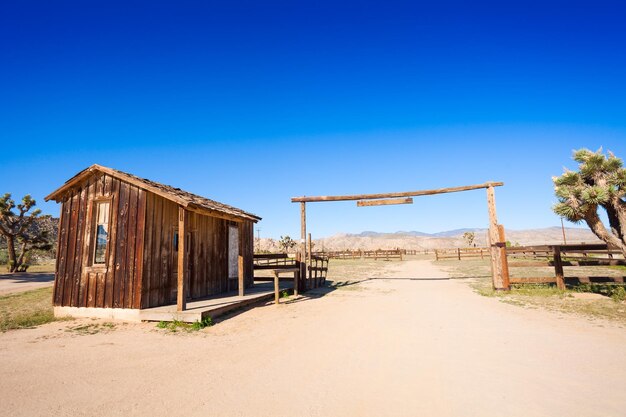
[89,198,112,269]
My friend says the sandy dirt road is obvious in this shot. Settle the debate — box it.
[0,273,54,295]
[1,260,625,417]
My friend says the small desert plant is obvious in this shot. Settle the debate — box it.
[191,316,214,330]
[157,317,213,332]
[609,286,626,302]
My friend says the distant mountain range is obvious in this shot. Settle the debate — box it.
[258,227,602,252]
[355,228,483,238]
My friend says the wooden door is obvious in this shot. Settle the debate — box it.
[228,225,239,280]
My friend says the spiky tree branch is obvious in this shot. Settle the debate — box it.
[553,148,626,255]
[0,194,52,272]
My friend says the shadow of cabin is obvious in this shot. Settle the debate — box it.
[45,164,261,321]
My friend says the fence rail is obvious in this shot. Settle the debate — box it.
[253,253,329,291]
[308,254,330,287]
[434,247,488,261]
[252,253,297,269]
[505,244,625,288]
[315,249,413,260]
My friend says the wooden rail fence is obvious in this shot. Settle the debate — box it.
[434,247,488,261]
[505,244,625,289]
[316,249,410,260]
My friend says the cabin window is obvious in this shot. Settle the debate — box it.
[93,201,110,264]
[173,231,179,252]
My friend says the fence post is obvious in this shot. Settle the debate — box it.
[294,253,300,296]
[274,270,280,304]
[307,233,312,287]
[497,225,510,289]
[457,248,461,261]
[553,246,565,290]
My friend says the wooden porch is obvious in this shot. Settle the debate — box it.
[139,280,294,323]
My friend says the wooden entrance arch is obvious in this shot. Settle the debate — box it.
[291,182,510,291]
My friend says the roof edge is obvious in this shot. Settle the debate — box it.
[45,164,262,222]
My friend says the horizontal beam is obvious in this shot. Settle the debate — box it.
[291,182,503,203]
[357,197,413,207]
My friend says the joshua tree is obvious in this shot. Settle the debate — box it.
[462,231,475,247]
[553,148,626,256]
[0,194,53,272]
[278,235,297,254]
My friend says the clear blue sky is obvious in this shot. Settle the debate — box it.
[1,1,625,238]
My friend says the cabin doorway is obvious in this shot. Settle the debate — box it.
[228,225,239,289]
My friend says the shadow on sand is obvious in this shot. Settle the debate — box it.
[0,273,55,284]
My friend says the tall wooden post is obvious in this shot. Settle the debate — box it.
[497,224,510,288]
[487,186,509,290]
[300,202,307,292]
[177,206,188,311]
[553,246,565,290]
[307,233,312,285]
[238,254,244,297]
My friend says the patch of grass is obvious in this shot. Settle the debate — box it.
[470,277,626,323]
[472,281,567,298]
[441,258,626,325]
[610,286,626,302]
[572,283,626,302]
[0,287,65,331]
[280,290,289,298]
[608,265,626,272]
[156,316,214,332]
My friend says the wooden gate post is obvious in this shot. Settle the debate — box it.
[300,202,307,292]
[487,186,510,290]
[497,224,511,289]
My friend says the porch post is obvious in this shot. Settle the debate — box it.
[238,252,244,297]
[177,206,188,311]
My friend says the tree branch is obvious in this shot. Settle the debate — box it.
[584,210,626,254]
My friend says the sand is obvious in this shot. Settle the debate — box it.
[1,260,625,417]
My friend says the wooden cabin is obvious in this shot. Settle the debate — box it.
[45,164,261,319]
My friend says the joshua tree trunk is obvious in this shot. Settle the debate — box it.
[6,235,18,273]
[584,210,626,256]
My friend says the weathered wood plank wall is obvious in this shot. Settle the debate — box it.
[55,173,256,310]
[54,173,146,309]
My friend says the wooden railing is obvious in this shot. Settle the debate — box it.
[308,254,329,287]
[317,249,406,260]
[363,249,403,260]
[318,250,362,260]
[435,247,488,261]
[253,253,297,269]
[253,253,329,292]
[505,244,625,289]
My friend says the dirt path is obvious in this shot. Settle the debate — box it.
[1,260,625,416]
[0,273,54,295]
